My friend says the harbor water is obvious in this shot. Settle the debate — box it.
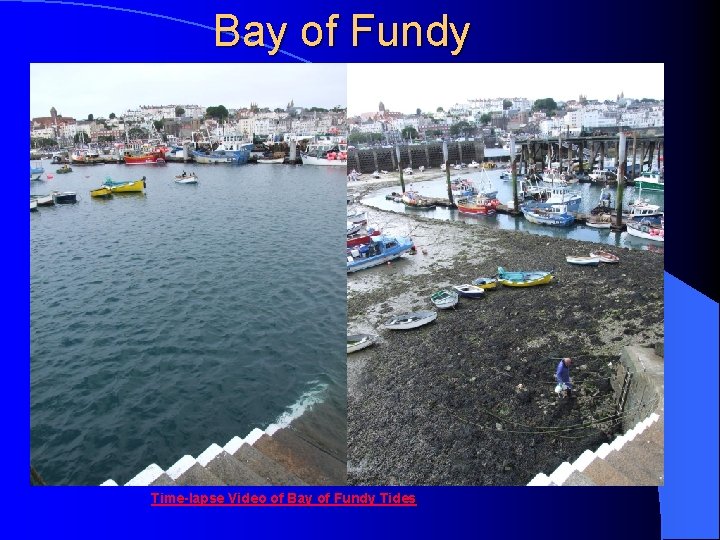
[361,168,665,253]
[30,162,347,485]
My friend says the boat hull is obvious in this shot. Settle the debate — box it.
[452,285,485,298]
[382,311,437,330]
[90,187,113,198]
[590,251,620,263]
[301,154,347,166]
[566,256,601,266]
[626,223,664,242]
[106,180,145,193]
[31,194,54,206]
[471,277,498,290]
[634,181,664,191]
[347,334,377,354]
[52,191,77,204]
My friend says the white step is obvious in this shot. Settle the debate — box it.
[125,463,165,486]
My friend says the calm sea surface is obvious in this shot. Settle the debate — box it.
[31,161,346,485]
[362,168,665,253]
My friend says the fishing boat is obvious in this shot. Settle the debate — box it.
[175,172,198,184]
[521,202,575,227]
[566,255,601,266]
[31,194,54,206]
[471,277,498,290]
[52,191,77,204]
[497,267,554,287]
[634,171,664,191]
[90,186,113,198]
[347,227,382,248]
[192,150,241,164]
[346,235,414,273]
[382,310,438,330]
[30,198,38,211]
[402,190,436,210]
[589,251,620,263]
[430,290,459,309]
[626,219,664,242]
[452,284,485,298]
[301,141,347,166]
[543,181,582,211]
[451,178,478,197]
[347,334,378,354]
[123,150,165,165]
[456,195,500,216]
[103,177,146,193]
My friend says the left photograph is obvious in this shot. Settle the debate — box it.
[30,63,348,486]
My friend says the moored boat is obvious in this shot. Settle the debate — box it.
[566,255,601,266]
[90,186,113,198]
[30,198,38,211]
[31,194,54,206]
[123,150,165,165]
[55,165,73,174]
[634,171,664,191]
[103,177,146,193]
[402,190,436,210]
[471,277,498,290]
[430,289,459,309]
[257,157,284,164]
[626,219,664,242]
[175,172,198,184]
[347,334,378,354]
[52,191,77,204]
[521,202,575,227]
[382,310,437,330]
[497,267,554,287]
[451,284,485,298]
[456,195,500,216]
[589,251,620,263]
[346,235,414,273]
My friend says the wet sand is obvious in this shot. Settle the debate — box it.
[347,200,663,486]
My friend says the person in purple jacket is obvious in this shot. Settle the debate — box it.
[555,357,573,398]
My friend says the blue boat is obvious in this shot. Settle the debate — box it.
[192,149,250,164]
[521,201,575,227]
[31,162,44,180]
[346,235,414,273]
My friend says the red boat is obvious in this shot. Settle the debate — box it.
[457,196,500,216]
[123,150,166,165]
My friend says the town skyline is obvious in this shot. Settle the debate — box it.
[30,64,348,119]
[347,63,664,115]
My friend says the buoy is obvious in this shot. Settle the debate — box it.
[47,174,54,179]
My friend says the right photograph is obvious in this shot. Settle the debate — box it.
[346,63,664,486]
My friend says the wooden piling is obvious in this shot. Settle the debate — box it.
[510,135,519,214]
[613,132,627,231]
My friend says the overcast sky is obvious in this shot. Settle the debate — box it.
[347,63,664,115]
[30,64,347,119]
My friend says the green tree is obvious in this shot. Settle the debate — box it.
[87,113,94,121]
[450,121,476,138]
[153,120,164,131]
[480,113,492,125]
[416,108,422,116]
[503,100,512,110]
[436,107,444,112]
[98,135,114,143]
[128,127,148,140]
[31,137,58,148]
[74,132,91,144]
[402,126,419,140]
[109,112,116,119]
[205,105,229,123]
[175,106,185,117]
[532,98,558,115]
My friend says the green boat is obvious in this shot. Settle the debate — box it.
[634,171,664,191]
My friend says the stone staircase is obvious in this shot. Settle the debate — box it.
[101,416,346,487]
[527,412,663,486]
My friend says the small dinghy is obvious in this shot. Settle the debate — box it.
[52,191,77,204]
[471,277,498,290]
[430,290,459,309]
[452,284,485,298]
[382,311,437,330]
[347,334,378,354]
[589,251,620,264]
[566,255,601,266]
[175,173,198,184]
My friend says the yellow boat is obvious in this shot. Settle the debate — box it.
[496,267,554,287]
[107,179,145,193]
[471,277,498,290]
[90,186,112,198]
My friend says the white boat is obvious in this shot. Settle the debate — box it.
[430,290,459,309]
[382,311,438,330]
[301,141,347,166]
[451,284,485,298]
[468,160,480,168]
[634,171,664,191]
[566,256,601,266]
[257,157,284,164]
[30,198,38,211]
[403,167,413,175]
[589,251,620,263]
[585,217,612,229]
[347,334,378,354]
[544,181,581,212]
[174,173,198,184]
[626,219,664,242]
[31,194,54,206]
